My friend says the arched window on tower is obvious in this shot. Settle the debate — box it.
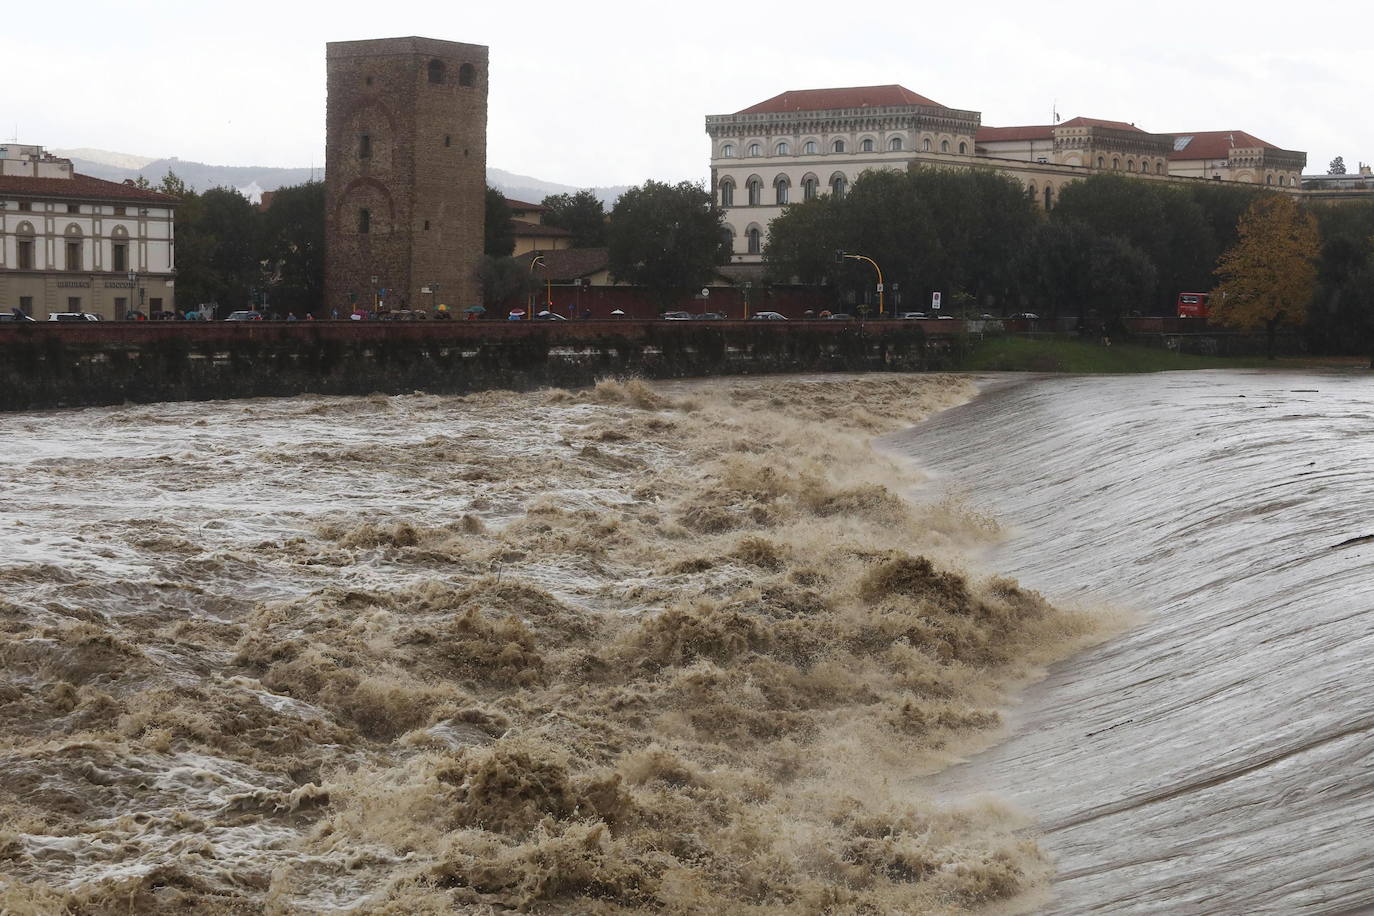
[1044,185,1053,210]
[804,140,818,154]
[719,178,735,207]
[890,136,903,151]
[941,140,949,153]
[830,174,847,199]
[747,177,762,206]
[427,60,446,84]
[861,138,875,152]
[832,139,846,153]
[458,63,476,86]
[802,176,819,200]
[747,227,761,254]
[775,141,790,155]
[923,138,931,151]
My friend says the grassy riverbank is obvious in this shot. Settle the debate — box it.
[962,337,1365,373]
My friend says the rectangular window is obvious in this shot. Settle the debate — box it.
[359,134,371,159]
[65,241,82,271]
[112,244,127,272]
[17,239,33,270]
[67,203,79,213]
[19,296,33,315]
[67,297,82,310]
[114,206,126,216]
[358,209,371,233]
[18,201,31,212]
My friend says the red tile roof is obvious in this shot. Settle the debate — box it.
[511,219,571,238]
[0,172,178,204]
[514,247,608,280]
[976,125,1055,142]
[737,85,944,114]
[505,199,549,212]
[1057,116,1145,132]
[1166,130,1278,160]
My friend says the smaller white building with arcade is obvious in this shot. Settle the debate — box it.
[0,144,177,319]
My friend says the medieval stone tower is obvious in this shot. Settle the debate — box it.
[325,36,488,314]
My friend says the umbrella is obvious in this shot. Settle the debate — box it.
[463,305,484,313]
[509,308,526,317]
[610,309,626,316]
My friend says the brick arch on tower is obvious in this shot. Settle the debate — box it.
[335,177,397,228]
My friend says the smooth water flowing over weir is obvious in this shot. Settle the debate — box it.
[887,371,1374,913]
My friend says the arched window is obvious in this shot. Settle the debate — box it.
[747,177,762,206]
[110,224,130,273]
[830,174,846,199]
[719,178,735,207]
[722,226,736,252]
[802,176,819,201]
[1098,156,1105,168]
[774,175,790,205]
[940,140,949,153]
[958,141,967,154]
[427,60,445,84]
[1112,158,1120,170]
[861,138,875,152]
[64,223,83,270]
[458,63,476,87]
[890,136,903,151]
[1044,185,1054,209]
[747,142,761,157]
[1266,174,1273,185]
[746,227,761,255]
[923,138,931,151]
[804,140,818,154]
[721,143,735,158]
[1157,161,1164,174]
[1026,182,1037,201]
[775,141,790,155]
[15,221,35,270]
[832,139,846,153]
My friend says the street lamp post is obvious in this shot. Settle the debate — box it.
[530,256,551,319]
[836,251,886,317]
[127,269,137,319]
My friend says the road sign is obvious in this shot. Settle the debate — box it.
[876,283,884,292]
[932,291,942,310]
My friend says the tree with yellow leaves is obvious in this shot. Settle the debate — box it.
[1212,194,1320,359]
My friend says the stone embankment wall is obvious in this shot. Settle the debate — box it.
[0,320,959,412]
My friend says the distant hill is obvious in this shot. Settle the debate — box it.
[52,149,628,207]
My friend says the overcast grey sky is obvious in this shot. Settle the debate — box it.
[8,0,1369,187]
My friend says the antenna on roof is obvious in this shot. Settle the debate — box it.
[6,124,17,142]
[1052,102,1060,123]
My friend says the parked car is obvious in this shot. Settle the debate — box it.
[661,311,692,320]
[225,310,264,321]
[937,315,955,320]
[749,311,788,320]
[825,313,854,321]
[1008,312,1040,320]
[47,312,101,321]
[1,308,36,323]
[692,312,725,320]
[898,312,927,320]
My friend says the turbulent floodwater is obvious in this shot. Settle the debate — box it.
[891,370,1374,913]
[0,375,1103,914]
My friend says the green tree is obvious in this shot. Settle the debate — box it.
[1212,194,1320,358]
[485,187,514,257]
[1329,156,1347,175]
[1019,220,1156,326]
[607,180,729,308]
[474,255,534,310]
[541,190,608,248]
[258,181,325,316]
[172,187,258,313]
